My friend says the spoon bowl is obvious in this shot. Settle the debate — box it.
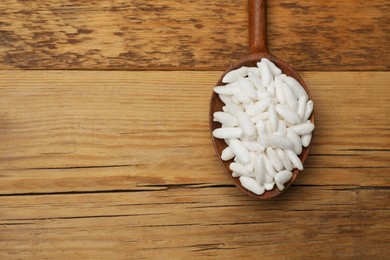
[209,0,314,199]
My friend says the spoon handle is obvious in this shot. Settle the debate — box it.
[248,0,268,53]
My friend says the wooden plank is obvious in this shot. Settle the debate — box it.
[0,0,388,70]
[0,188,389,258]
[0,71,389,195]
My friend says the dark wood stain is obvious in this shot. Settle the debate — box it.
[0,0,388,70]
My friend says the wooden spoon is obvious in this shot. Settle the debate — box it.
[209,0,314,199]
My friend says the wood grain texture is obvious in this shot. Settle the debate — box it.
[1,188,389,259]
[249,0,268,53]
[0,0,389,70]
[0,71,389,258]
[0,71,388,195]
[1,0,389,258]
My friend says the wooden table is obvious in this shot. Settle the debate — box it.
[1,0,389,258]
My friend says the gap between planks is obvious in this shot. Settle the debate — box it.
[0,71,389,195]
